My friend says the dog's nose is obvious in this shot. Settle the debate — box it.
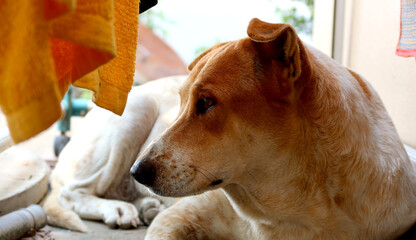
[130,160,156,186]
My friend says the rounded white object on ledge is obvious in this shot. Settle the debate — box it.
[0,147,48,216]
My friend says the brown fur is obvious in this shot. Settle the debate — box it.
[131,18,416,239]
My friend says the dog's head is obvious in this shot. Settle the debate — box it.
[131,18,312,197]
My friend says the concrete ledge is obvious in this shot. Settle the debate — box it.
[0,147,48,216]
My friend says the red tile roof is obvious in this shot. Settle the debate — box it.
[135,24,189,83]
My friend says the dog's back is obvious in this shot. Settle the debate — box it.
[305,45,416,238]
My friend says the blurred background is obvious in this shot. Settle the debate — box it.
[140,0,313,65]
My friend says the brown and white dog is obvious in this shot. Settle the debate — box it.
[43,76,184,232]
[131,18,416,239]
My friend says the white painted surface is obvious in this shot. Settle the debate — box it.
[346,0,416,148]
[312,0,335,56]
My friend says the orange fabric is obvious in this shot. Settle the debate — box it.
[74,0,140,115]
[0,0,140,143]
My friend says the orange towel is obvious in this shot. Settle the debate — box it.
[0,0,139,143]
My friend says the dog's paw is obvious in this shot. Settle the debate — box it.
[102,201,140,229]
[138,197,166,226]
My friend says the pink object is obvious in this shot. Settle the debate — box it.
[396,0,416,57]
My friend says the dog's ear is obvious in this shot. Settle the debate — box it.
[247,18,305,80]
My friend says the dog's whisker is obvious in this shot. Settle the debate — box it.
[191,166,216,179]
[219,170,230,175]
[245,171,257,183]
[194,168,212,182]
[197,166,216,178]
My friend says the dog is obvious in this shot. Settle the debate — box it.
[43,75,185,232]
[130,18,416,239]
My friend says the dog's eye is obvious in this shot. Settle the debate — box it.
[196,97,216,114]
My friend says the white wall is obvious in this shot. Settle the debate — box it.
[346,0,416,148]
[312,0,335,57]
[313,0,416,148]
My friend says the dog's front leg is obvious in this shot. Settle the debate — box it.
[146,190,247,240]
[58,188,140,229]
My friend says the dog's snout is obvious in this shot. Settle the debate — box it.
[130,160,156,187]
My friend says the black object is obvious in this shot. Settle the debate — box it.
[139,0,158,13]
[131,160,156,187]
[53,134,71,157]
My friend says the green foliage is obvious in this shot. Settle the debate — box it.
[275,0,314,35]
[194,46,210,57]
[139,4,172,37]
[194,39,222,57]
[79,89,92,100]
